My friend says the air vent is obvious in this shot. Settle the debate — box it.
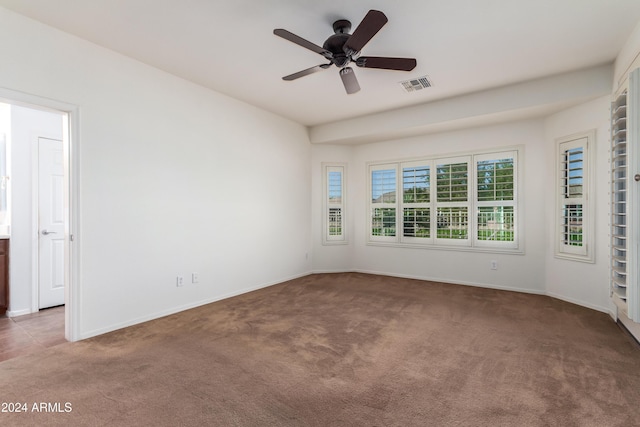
[400,76,433,93]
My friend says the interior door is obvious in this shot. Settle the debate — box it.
[38,137,65,309]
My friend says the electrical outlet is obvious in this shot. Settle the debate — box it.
[192,272,199,284]
[176,276,184,287]
[490,260,498,270]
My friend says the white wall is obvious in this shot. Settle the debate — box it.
[0,8,311,338]
[350,119,548,293]
[543,96,611,313]
[311,102,615,312]
[8,105,64,316]
[614,19,640,91]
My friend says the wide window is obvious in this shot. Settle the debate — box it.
[323,164,347,244]
[556,132,594,262]
[368,148,521,252]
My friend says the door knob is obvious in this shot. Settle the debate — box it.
[41,229,57,235]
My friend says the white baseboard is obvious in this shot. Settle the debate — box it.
[618,311,640,343]
[353,268,546,296]
[545,291,612,316]
[6,308,33,317]
[76,269,619,340]
[315,269,616,318]
[79,271,313,340]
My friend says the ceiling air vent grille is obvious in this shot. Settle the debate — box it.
[400,76,433,93]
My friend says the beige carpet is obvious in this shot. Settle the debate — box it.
[1,273,639,426]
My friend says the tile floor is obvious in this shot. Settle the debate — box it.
[0,306,66,363]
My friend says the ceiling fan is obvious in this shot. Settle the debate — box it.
[274,10,417,94]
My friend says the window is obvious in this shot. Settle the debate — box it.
[371,165,397,241]
[475,154,516,247]
[368,148,521,252]
[323,164,347,244]
[556,132,594,262]
[435,158,470,245]
[402,162,431,242]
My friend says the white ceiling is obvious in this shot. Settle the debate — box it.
[1,0,639,127]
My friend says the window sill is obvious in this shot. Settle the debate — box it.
[366,240,524,255]
[322,240,349,246]
[554,252,595,264]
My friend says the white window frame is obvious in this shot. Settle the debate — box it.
[369,163,399,243]
[555,131,595,262]
[400,160,434,245]
[434,156,472,247]
[473,151,518,250]
[367,146,523,253]
[322,163,347,245]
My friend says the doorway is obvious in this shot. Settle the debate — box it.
[0,89,78,342]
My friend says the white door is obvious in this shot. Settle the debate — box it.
[38,137,65,309]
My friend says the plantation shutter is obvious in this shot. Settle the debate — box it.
[474,152,517,248]
[435,157,470,245]
[370,164,397,241]
[558,139,587,256]
[401,162,432,243]
[325,166,345,242]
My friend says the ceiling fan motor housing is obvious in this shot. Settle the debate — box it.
[323,19,354,68]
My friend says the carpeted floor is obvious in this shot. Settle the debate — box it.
[1,273,639,426]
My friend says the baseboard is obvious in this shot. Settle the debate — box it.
[77,269,617,340]
[79,271,313,340]
[318,269,614,318]
[352,268,546,296]
[6,308,33,317]
[545,291,612,316]
[618,311,640,344]
[310,268,358,275]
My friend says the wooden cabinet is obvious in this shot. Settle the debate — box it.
[0,239,7,316]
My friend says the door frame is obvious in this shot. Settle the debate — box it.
[0,87,80,342]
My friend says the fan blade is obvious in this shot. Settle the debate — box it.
[343,10,388,55]
[355,56,417,71]
[340,67,360,94]
[283,64,331,81]
[274,29,332,59]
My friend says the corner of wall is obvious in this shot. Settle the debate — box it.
[614,19,640,92]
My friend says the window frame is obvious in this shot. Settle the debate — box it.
[367,146,523,253]
[434,156,471,247]
[473,151,518,249]
[555,131,595,262]
[322,163,347,245]
[401,160,434,245]
[369,163,399,243]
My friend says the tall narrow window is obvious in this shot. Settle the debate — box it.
[370,165,397,241]
[323,164,346,244]
[435,158,470,244]
[402,163,431,242]
[556,132,594,262]
[475,152,516,247]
